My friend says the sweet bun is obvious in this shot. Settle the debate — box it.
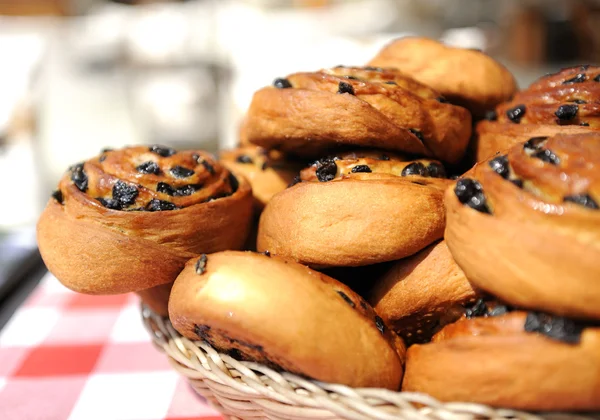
[243,66,471,164]
[220,145,304,211]
[368,240,479,345]
[403,308,600,410]
[445,132,600,319]
[37,145,253,298]
[257,152,451,267]
[367,37,518,116]
[475,65,600,161]
[168,251,405,390]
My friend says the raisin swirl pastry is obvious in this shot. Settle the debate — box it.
[445,133,600,319]
[368,240,479,345]
[220,145,305,212]
[367,37,518,116]
[168,251,405,389]
[403,305,600,410]
[257,151,452,268]
[37,145,253,301]
[475,65,599,161]
[243,66,472,164]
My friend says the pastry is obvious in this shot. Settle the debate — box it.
[37,145,253,307]
[168,251,405,390]
[257,151,451,267]
[403,306,600,410]
[243,66,471,164]
[445,132,600,319]
[367,37,518,116]
[475,65,599,161]
[220,145,304,212]
[368,240,479,345]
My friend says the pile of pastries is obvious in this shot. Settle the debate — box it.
[37,37,600,411]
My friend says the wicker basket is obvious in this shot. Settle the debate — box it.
[141,305,599,420]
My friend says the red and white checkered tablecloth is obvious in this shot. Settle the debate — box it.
[0,272,224,420]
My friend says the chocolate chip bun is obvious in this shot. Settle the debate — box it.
[257,151,451,267]
[168,251,405,390]
[219,145,304,212]
[368,240,479,345]
[37,145,253,305]
[243,66,472,164]
[403,308,600,410]
[367,37,518,116]
[445,133,600,319]
[475,65,600,161]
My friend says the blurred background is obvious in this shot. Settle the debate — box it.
[0,0,599,277]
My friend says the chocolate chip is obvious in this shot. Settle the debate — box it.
[96,197,122,210]
[564,194,599,209]
[437,96,449,103]
[374,315,385,334]
[288,175,301,187]
[315,158,337,182]
[401,162,427,177]
[236,155,253,164]
[195,254,208,275]
[562,73,587,84]
[112,181,138,207]
[532,149,560,165]
[228,173,239,194]
[571,99,587,104]
[580,122,590,126]
[149,145,176,157]
[136,161,161,175]
[99,155,107,163]
[506,104,526,123]
[157,182,201,196]
[337,81,355,95]
[364,66,383,72]
[51,190,63,204]
[351,165,371,173]
[595,74,600,82]
[384,81,397,85]
[408,128,424,142]
[345,75,361,80]
[263,250,271,257]
[170,166,195,179]
[200,159,215,175]
[465,299,488,319]
[555,104,578,121]
[489,155,509,178]
[336,291,355,308]
[510,178,524,188]
[524,312,585,344]
[454,178,491,214]
[70,163,88,192]
[426,162,446,178]
[273,78,292,89]
[379,155,390,161]
[146,199,178,211]
[523,136,548,153]
[484,110,497,121]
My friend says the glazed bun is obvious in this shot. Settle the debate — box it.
[37,145,253,297]
[403,308,600,411]
[475,65,600,161]
[168,251,405,390]
[367,37,518,116]
[445,132,600,319]
[243,66,471,164]
[368,240,479,345]
[257,151,451,268]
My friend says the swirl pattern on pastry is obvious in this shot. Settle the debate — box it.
[445,132,600,319]
[37,145,253,296]
[243,66,472,164]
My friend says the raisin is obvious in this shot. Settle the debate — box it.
[149,145,176,157]
[488,305,510,317]
[336,291,355,308]
[97,197,122,210]
[564,194,599,209]
[524,312,585,344]
[484,110,497,121]
[261,162,268,170]
[379,155,390,161]
[506,104,526,123]
[384,81,397,85]
[228,173,239,194]
[157,182,201,196]
[465,299,488,319]
[374,316,386,334]
[595,74,600,82]
[510,178,524,188]
[195,254,208,275]
[170,165,195,178]
[70,163,88,192]
[401,162,427,177]
[580,122,590,126]
[236,155,253,164]
[437,96,449,103]
[146,199,177,211]
[262,250,271,257]
[562,73,587,84]
[344,75,361,80]
[112,181,138,207]
[273,78,292,89]
[315,158,337,182]
[51,190,63,204]
[488,155,509,178]
[454,178,491,214]
[99,155,107,163]
[426,162,446,178]
[364,66,383,72]
[408,128,424,142]
[201,159,215,175]
[571,99,587,104]
[337,81,355,95]
[136,161,161,175]
[523,136,547,153]
[555,104,578,121]
[532,149,560,165]
[351,165,371,173]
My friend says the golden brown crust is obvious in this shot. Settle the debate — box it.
[367,37,518,116]
[37,146,253,295]
[403,311,600,410]
[168,251,405,389]
[445,133,600,319]
[220,146,304,212]
[243,66,471,164]
[257,171,450,268]
[368,241,479,345]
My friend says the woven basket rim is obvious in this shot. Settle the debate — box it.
[140,304,600,420]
